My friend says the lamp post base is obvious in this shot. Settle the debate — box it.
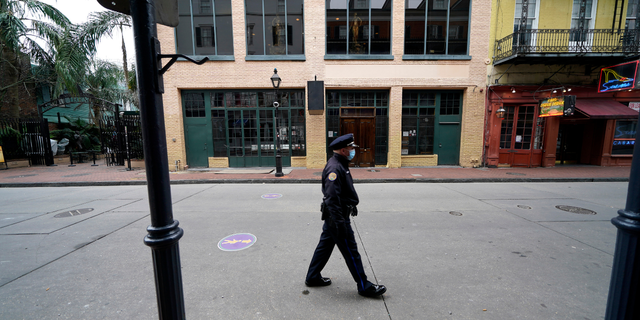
[275,154,283,177]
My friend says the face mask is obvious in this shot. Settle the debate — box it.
[348,149,356,160]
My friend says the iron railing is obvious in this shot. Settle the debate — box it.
[0,118,53,165]
[495,29,640,62]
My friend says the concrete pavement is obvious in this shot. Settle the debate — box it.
[0,182,626,319]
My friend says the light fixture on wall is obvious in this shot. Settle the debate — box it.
[511,87,516,93]
[496,106,506,119]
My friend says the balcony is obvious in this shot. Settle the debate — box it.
[494,29,640,65]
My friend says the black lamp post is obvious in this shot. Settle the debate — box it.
[271,68,283,177]
[605,109,640,319]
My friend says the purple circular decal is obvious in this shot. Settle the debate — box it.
[218,233,257,252]
[261,193,282,199]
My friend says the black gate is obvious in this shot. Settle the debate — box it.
[99,114,143,166]
[0,118,54,166]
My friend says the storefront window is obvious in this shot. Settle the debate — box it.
[402,92,436,154]
[613,120,637,155]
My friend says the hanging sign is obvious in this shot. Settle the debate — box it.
[598,60,639,93]
[539,97,565,117]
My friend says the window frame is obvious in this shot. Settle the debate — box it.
[175,0,235,61]
[244,0,306,61]
[402,0,472,60]
[325,0,394,60]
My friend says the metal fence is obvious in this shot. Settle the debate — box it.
[0,118,54,165]
[495,29,640,62]
[99,114,144,166]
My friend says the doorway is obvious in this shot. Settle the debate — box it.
[499,105,544,167]
[341,117,375,167]
[556,124,584,164]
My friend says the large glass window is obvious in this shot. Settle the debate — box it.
[402,92,436,154]
[404,0,470,56]
[327,0,392,55]
[613,120,637,155]
[245,0,305,56]
[177,0,234,56]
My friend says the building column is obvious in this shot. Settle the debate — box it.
[388,86,403,168]
[542,117,560,167]
[485,102,503,167]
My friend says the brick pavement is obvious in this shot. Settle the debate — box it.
[0,161,632,186]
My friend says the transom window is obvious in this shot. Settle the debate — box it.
[326,0,392,56]
[404,0,470,56]
[245,0,305,57]
[176,0,234,56]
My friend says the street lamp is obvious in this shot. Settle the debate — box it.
[271,68,284,177]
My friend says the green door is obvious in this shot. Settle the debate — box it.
[436,122,461,165]
[435,93,462,165]
[185,123,210,167]
[183,92,212,167]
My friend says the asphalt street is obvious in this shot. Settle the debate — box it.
[0,182,627,319]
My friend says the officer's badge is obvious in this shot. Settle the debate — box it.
[328,172,337,181]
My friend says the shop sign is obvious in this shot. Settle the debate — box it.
[629,102,640,112]
[539,97,565,117]
[598,60,639,93]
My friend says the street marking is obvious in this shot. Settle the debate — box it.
[218,233,257,252]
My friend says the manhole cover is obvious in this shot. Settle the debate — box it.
[506,172,526,176]
[218,233,257,251]
[555,205,597,215]
[449,211,463,216]
[54,208,94,218]
[261,193,282,199]
[517,205,532,209]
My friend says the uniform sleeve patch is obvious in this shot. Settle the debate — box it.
[328,172,337,181]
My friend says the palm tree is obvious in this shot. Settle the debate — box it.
[81,11,132,94]
[0,0,95,118]
[84,59,138,122]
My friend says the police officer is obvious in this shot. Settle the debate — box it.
[305,133,387,298]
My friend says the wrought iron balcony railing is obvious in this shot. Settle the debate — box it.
[494,29,640,63]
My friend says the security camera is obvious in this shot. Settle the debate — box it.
[273,101,280,108]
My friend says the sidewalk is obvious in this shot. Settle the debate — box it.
[0,161,632,186]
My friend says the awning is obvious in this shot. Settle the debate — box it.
[575,99,639,119]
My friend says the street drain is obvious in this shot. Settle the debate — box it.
[506,172,526,176]
[449,211,463,216]
[555,205,597,215]
[54,208,94,218]
[517,205,532,209]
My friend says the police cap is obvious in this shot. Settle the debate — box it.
[329,133,359,150]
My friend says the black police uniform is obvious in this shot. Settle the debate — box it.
[305,134,386,296]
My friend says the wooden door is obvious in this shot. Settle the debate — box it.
[341,117,375,167]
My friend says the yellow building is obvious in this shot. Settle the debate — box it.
[158,0,490,170]
[486,0,640,167]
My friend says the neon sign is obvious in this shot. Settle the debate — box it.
[598,61,639,93]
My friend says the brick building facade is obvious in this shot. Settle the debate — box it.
[157,0,490,170]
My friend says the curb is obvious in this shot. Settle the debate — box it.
[0,177,628,188]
